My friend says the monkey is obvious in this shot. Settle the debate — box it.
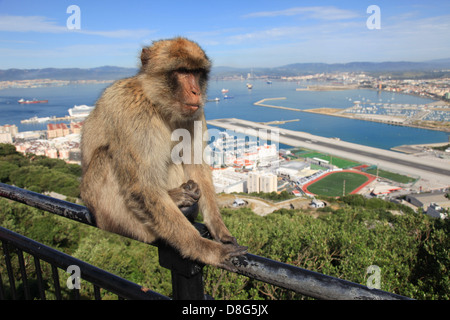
[80,37,247,271]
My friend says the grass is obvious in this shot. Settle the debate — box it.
[364,167,417,184]
[299,152,360,169]
[306,172,369,197]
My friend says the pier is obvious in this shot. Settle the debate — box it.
[21,115,86,124]
[295,85,359,91]
[259,119,300,125]
[253,97,302,112]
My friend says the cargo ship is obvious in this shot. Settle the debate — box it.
[18,98,48,104]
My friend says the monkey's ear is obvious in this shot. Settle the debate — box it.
[141,48,151,67]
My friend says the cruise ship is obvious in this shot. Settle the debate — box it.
[68,105,94,118]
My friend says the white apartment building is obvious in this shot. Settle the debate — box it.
[0,124,18,143]
[260,173,277,193]
[247,172,277,193]
[247,172,260,193]
[0,132,12,143]
[212,167,248,193]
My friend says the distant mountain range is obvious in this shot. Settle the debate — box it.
[1,59,450,81]
[211,59,450,78]
[0,66,138,81]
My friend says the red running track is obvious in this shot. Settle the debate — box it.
[302,169,376,196]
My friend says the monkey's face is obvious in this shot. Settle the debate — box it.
[170,69,206,119]
[140,37,211,122]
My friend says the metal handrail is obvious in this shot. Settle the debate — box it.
[0,182,412,300]
[0,226,169,300]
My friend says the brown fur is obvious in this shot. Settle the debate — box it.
[80,37,246,270]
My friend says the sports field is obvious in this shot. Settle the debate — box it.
[297,151,360,169]
[304,170,375,197]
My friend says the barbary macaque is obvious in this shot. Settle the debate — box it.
[80,37,247,270]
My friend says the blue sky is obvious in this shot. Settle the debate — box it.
[0,0,449,69]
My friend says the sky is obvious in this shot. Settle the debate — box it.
[0,0,449,69]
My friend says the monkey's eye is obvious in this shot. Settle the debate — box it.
[176,68,203,75]
[176,68,190,74]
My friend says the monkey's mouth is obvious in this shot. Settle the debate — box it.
[184,104,200,112]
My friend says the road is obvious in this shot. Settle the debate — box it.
[207,118,450,188]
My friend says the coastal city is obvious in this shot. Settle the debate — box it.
[2,70,450,103]
[1,71,449,220]
[0,78,114,90]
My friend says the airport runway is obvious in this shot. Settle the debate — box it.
[207,118,450,187]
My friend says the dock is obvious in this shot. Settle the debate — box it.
[259,119,300,125]
[21,115,86,124]
[253,97,302,112]
[295,85,359,91]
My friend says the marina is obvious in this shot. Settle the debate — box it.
[252,96,450,132]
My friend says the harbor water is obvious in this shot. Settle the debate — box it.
[0,79,448,150]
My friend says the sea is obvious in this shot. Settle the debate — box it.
[0,79,449,150]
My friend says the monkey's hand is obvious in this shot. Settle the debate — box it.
[216,243,248,272]
[168,180,201,207]
[206,219,241,248]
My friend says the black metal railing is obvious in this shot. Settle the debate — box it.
[0,226,169,300]
[0,182,412,300]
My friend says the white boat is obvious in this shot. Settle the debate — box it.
[21,116,51,123]
[68,105,94,118]
[221,88,229,93]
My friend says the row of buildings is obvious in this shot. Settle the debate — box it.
[1,123,83,163]
[0,79,113,90]
[0,122,83,143]
[47,122,83,138]
[378,78,450,101]
[212,168,278,194]
[14,138,81,163]
[280,71,450,102]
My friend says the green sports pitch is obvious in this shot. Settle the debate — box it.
[306,171,370,197]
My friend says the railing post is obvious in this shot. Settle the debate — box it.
[158,241,206,300]
[157,203,210,300]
